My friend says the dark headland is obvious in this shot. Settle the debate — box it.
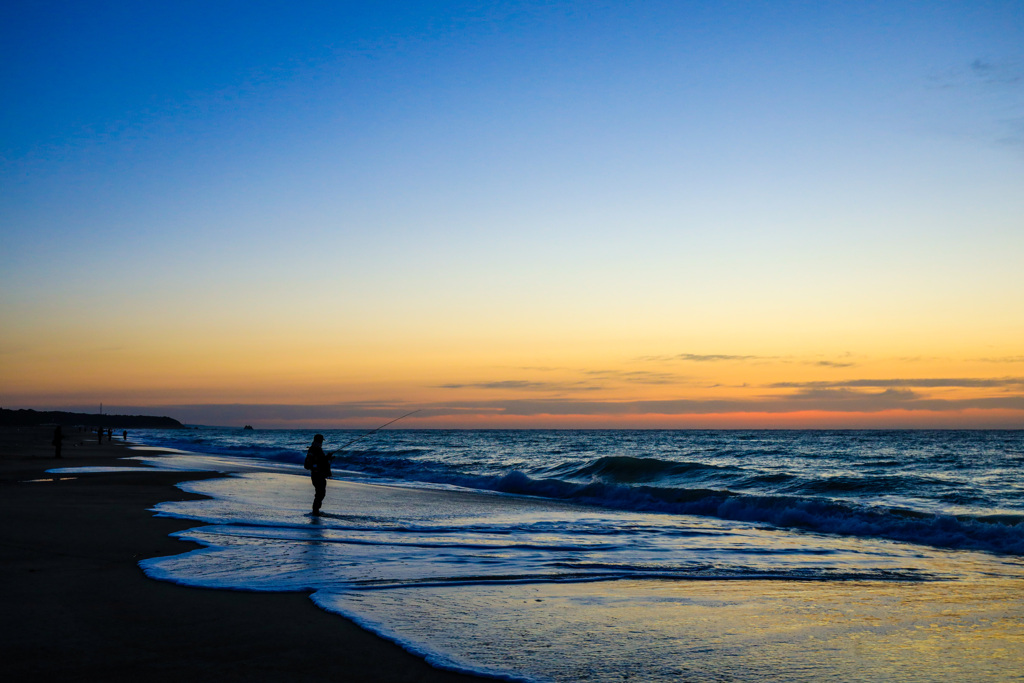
[0,408,185,430]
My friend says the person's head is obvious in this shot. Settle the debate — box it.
[313,434,324,445]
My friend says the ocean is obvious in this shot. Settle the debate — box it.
[73,429,1024,681]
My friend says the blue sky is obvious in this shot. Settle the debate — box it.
[2,1,1023,426]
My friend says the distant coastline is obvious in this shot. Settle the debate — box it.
[0,408,184,429]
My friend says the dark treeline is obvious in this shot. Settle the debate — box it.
[0,408,184,429]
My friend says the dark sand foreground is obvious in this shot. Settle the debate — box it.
[0,427,489,682]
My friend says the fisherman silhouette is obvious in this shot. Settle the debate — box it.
[299,412,419,516]
[304,434,334,516]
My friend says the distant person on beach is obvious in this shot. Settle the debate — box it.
[52,425,63,459]
[304,434,334,516]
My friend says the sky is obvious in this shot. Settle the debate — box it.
[2,1,1023,428]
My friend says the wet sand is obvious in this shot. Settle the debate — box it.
[0,427,490,682]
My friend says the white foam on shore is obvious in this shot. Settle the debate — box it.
[46,466,189,474]
[130,454,1024,682]
[128,445,199,454]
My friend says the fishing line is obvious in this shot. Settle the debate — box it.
[327,409,422,456]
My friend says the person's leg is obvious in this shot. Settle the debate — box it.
[311,474,326,514]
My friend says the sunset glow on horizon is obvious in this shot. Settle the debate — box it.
[2,2,1022,428]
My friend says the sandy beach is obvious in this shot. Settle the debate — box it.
[0,427,489,682]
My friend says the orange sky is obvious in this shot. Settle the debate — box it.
[4,329,1023,427]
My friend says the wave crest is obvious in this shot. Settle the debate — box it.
[476,471,1024,556]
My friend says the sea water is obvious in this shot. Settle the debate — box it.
[86,430,1024,681]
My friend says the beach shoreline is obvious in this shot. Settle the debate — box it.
[0,427,490,682]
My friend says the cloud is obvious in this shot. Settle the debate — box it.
[753,387,927,413]
[676,353,768,362]
[640,353,776,363]
[438,380,552,390]
[64,375,1024,426]
[969,58,1024,85]
[926,58,1024,150]
[770,378,1024,389]
[783,387,922,403]
[583,369,684,385]
[437,380,604,392]
[439,370,687,391]
[929,58,1024,89]
[89,386,1024,427]
[426,392,1024,417]
[643,353,860,368]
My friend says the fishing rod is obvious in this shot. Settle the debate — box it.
[327,409,421,456]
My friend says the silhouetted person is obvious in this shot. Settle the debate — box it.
[52,426,63,459]
[304,434,334,516]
